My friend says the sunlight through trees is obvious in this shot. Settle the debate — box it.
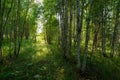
[0,0,120,80]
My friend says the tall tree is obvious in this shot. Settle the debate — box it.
[0,0,7,58]
[82,0,93,72]
[101,0,107,57]
[68,0,73,54]
[111,0,120,57]
[76,0,81,68]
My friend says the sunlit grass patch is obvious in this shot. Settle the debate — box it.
[56,68,65,80]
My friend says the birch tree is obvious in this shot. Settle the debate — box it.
[111,0,120,57]
[82,0,93,72]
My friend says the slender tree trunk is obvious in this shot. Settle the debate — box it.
[61,0,69,59]
[12,0,17,57]
[0,0,6,58]
[101,4,107,57]
[82,0,93,72]
[68,0,73,54]
[14,0,21,57]
[25,23,30,40]
[111,0,120,57]
[73,4,76,48]
[17,0,30,57]
[14,19,17,56]
[0,0,2,57]
[76,0,82,68]
[9,26,12,58]
[60,0,64,55]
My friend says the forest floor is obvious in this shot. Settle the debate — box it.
[0,34,120,80]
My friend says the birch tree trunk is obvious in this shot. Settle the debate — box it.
[76,0,85,68]
[68,0,73,54]
[101,0,108,57]
[111,0,120,57]
[82,0,93,72]
[76,0,81,68]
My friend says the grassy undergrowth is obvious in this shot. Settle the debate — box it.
[0,35,120,80]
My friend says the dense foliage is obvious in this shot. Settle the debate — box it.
[0,0,120,80]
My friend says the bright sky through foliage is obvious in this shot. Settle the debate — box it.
[35,0,43,3]
[35,0,43,34]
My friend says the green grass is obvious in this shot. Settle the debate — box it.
[0,35,120,80]
[0,35,76,80]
